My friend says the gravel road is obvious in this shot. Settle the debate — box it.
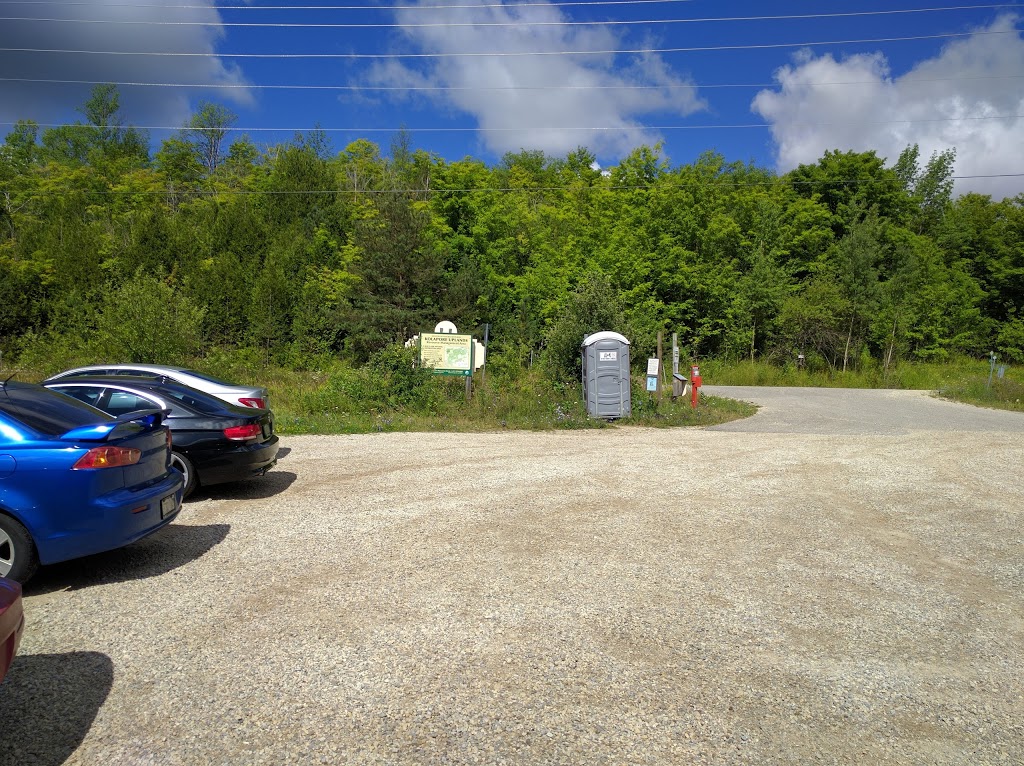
[2,387,1023,765]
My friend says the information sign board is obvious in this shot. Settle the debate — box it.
[419,333,474,376]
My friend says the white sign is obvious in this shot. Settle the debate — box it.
[647,358,660,376]
[599,351,617,362]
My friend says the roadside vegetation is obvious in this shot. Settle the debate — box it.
[9,345,756,434]
[706,355,1023,413]
[3,86,1022,429]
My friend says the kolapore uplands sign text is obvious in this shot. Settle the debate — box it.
[419,333,475,376]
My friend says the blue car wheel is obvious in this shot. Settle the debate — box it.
[0,514,38,583]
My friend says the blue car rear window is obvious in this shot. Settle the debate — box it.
[1,388,113,436]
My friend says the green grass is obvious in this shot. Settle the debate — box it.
[5,351,756,435]
[704,357,1023,414]
[17,347,1019,433]
[157,349,756,434]
[258,365,757,435]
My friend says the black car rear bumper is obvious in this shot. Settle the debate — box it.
[187,435,280,487]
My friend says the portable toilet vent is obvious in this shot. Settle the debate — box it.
[581,331,631,419]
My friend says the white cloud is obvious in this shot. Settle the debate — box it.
[362,0,705,159]
[751,14,1024,199]
[0,0,252,135]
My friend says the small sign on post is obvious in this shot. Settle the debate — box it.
[646,358,660,395]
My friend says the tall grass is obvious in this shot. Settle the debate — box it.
[259,363,756,434]
[4,346,756,435]
[706,356,1023,413]
[15,343,1018,432]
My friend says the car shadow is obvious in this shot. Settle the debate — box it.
[276,446,291,460]
[190,470,297,501]
[0,651,114,766]
[25,523,231,595]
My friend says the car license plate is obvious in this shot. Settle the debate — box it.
[160,494,177,519]
[262,423,271,439]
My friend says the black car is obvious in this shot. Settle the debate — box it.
[44,376,279,499]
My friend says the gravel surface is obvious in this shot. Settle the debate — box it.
[2,387,1023,765]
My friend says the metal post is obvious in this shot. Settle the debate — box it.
[481,323,489,389]
[656,330,664,402]
[988,352,997,389]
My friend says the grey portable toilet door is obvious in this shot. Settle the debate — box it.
[583,331,631,418]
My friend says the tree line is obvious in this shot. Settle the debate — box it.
[2,86,1022,381]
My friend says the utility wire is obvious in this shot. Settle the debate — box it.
[2,174,1022,198]
[2,74,1022,91]
[5,115,1021,133]
[3,29,1018,57]
[2,5,1017,28]
[0,1,706,9]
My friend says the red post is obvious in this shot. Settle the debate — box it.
[690,364,702,409]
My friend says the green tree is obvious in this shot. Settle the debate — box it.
[729,246,791,361]
[894,144,956,235]
[186,102,238,174]
[41,85,148,167]
[786,149,909,236]
[344,193,445,360]
[96,273,206,362]
[833,213,885,370]
[775,277,850,369]
[154,136,205,200]
[544,272,627,382]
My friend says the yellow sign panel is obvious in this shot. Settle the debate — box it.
[419,333,474,376]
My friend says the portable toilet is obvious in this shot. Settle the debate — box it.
[581,331,631,419]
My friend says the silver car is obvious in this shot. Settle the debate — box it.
[44,365,269,409]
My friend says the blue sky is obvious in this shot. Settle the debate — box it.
[1,1,1022,197]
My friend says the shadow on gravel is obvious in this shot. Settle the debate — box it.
[276,446,291,460]
[0,651,113,766]
[189,469,296,502]
[25,523,231,595]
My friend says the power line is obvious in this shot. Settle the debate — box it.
[2,5,1015,28]
[0,0,706,9]
[3,74,1022,91]
[2,29,1018,58]
[2,174,1021,198]
[5,115,1021,133]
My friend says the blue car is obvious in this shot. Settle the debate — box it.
[0,381,184,583]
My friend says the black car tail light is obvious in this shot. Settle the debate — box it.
[223,424,261,441]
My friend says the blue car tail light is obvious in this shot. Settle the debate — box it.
[72,446,141,470]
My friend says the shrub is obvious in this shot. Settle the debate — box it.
[543,272,628,382]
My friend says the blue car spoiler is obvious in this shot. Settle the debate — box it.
[60,409,169,442]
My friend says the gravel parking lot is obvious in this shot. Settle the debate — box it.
[3,387,1023,765]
